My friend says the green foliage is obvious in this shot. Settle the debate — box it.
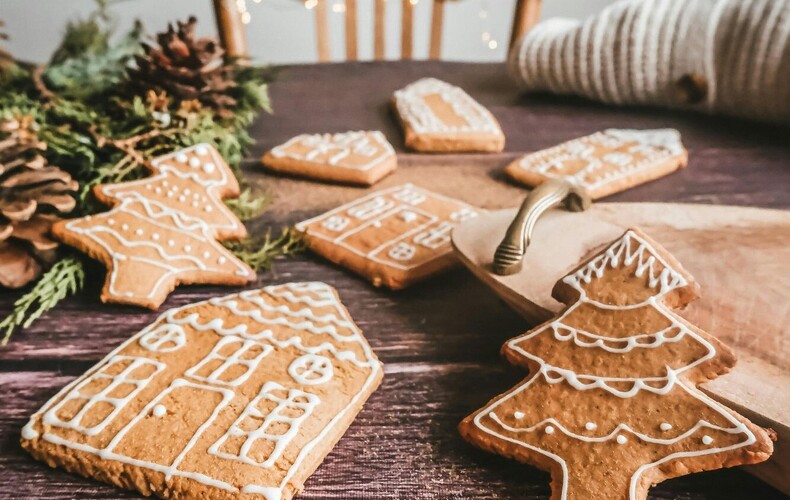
[226,228,305,272]
[0,257,85,345]
[0,4,291,344]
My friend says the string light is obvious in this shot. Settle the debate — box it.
[304,0,318,8]
[409,0,420,5]
[332,1,346,13]
[478,0,498,51]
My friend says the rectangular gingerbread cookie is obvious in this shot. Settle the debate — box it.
[504,129,688,199]
[392,78,505,153]
[295,184,481,290]
[22,283,383,500]
[262,131,397,186]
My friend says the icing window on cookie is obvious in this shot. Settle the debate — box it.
[388,242,417,261]
[43,356,164,436]
[139,324,186,353]
[449,207,478,222]
[288,354,334,385]
[413,222,454,249]
[392,187,427,206]
[185,336,273,387]
[322,215,350,232]
[347,196,395,220]
[208,381,319,468]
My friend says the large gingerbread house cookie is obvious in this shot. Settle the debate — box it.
[22,283,383,500]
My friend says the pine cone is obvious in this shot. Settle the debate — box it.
[0,116,77,288]
[129,17,237,118]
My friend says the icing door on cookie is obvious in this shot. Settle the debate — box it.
[108,381,230,469]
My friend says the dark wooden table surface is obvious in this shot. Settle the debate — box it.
[2,61,788,499]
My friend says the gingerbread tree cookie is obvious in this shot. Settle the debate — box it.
[504,129,688,199]
[459,228,773,500]
[262,131,396,186]
[52,144,253,309]
[22,282,383,500]
[295,183,480,290]
[392,78,505,153]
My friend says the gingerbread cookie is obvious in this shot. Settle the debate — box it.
[52,144,254,310]
[262,131,396,186]
[22,282,383,500]
[295,183,480,289]
[392,78,505,153]
[459,228,773,500]
[505,129,688,199]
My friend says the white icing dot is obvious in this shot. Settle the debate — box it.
[400,210,418,223]
[121,224,129,231]
[176,153,188,163]
[168,240,175,246]
[192,201,199,208]
[162,180,169,187]
[107,218,115,225]
[203,251,210,259]
[702,435,713,445]
[205,205,213,213]
[135,229,143,236]
[585,422,597,431]
[189,157,200,168]
[146,183,152,189]
[545,425,555,435]
[125,292,134,297]
[193,193,200,199]
[167,191,174,198]
[184,245,192,252]
[616,435,628,444]
[179,195,187,202]
[660,423,673,431]
[184,188,191,195]
[218,256,227,264]
[372,221,382,228]
[155,187,162,194]
[172,185,179,192]
[152,404,167,417]
[203,163,216,174]
[514,411,525,419]
[196,145,208,155]
[22,423,39,440]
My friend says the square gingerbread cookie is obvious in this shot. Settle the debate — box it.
[504,128,688,199]
[262,131,396,186]
[22,283,383,500]
[295,184,481,289]
[392,78,505,153]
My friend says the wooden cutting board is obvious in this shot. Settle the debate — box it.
[451,202,789,494]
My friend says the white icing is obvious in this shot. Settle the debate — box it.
[545,425,555,434]
[515,129,684,191]
[585,422,597,431]
[295,184,479,272]
[185,336,274,387]
[152,404,167,417]
[702,435,714,445]
[139,323,186,353]
[288,354,334,385]
[270,131,395,172]
[660,422,673,431]
[24,283,381,500]
[514,411,525,419]
[209,381,319,467]
[393,78,501,135]
[616,435,628,444]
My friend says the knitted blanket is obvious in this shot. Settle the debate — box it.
[508,0,790,123]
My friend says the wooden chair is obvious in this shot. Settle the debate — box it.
[213,0,543,61]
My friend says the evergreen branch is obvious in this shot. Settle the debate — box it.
[226,227,305,272]
[225,187,271,221]
[0,256,85,345]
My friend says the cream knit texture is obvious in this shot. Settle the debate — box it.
[508,0,790,123]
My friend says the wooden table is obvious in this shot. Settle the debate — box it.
[2,61,788,499]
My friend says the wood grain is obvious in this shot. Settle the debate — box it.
[429,0,445,59]
[374,0,386,60]
[1,61,788,499]
[345,0,358,61]
[315,0,331,62]
[401,0,414,59]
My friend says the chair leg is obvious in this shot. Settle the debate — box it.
[510,0,543,49]
[213,0,249,59]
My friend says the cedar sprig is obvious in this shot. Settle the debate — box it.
[226,228,305,272]
[0,256,85,345]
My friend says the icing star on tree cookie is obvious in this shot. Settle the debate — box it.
[459,228,773,500]
[52,144,254,309]
[505,129,688,199]
[262,131,397,186]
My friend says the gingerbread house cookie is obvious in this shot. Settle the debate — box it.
[22,282,383,500]
[392,78,505,153]
[505,129,688,199]
[262,131,396,186]
[295,183,481,289]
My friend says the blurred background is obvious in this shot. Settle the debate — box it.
[3,0,614,64]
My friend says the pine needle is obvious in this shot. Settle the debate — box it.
[1,256,85,345]
[225,187,271,222]
[226,227,305,271]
